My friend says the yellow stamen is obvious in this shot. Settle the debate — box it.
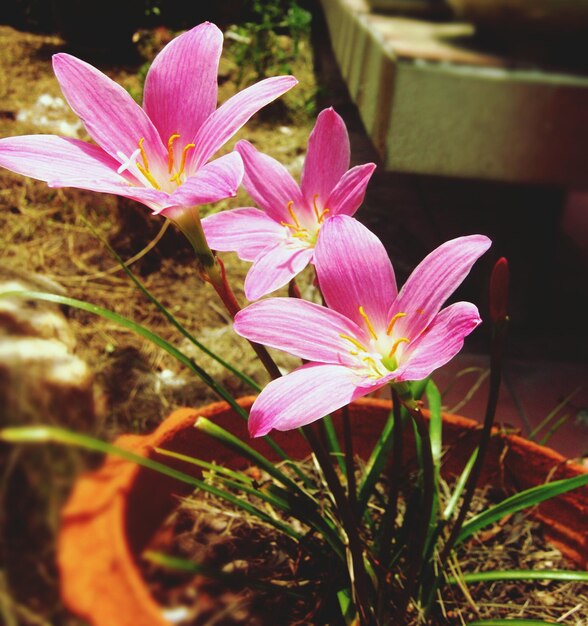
[388,337,409,357]
[167,133,181,173]
[318,207,330,222]
[340,333,367,353]
[312,194,321,221]
[359,306,378,341]
[136,162,161,190]
[286,201,301,229]
[170,142,196,184]
[386,312,407,336]
[291,231,309,239]
[138,137,149,170]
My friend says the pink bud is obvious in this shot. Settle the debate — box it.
[489,257,509,323]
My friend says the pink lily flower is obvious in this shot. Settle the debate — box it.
[0,23,297,220]
[234,216,491,436]
[201,108,376,300]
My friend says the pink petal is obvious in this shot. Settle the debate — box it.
[244,242,314,301]
[235,140,304,222]
[190,76,298,170]
[163,152,243,215]
[326,163,376,217]
[388,235,491,341]
[234,298,365,365]
[394,302,482,382]
[0,135,121,183]
[52,54,167,172]
[315,215,397,332]
[202,208,286,261]
[301,108,350,206]
[248,363,372,436]
[143,22,222,144]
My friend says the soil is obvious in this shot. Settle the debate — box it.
[0,21,317,626]
[142,461,588,625]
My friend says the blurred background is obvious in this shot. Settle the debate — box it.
[0,0,587,623]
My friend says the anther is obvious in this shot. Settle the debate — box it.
[138,138,149,170]
[170,143,196,184]
[312,194,321,221]
[286,201,301,229]
[339,333,368,353]
[386,312,407,336]
[167,133,181,173]
[359,306,378,340]
[136,162,161,190]
[388,337,409,357]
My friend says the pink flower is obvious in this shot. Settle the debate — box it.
[234,216,491,436]
[201,108,376,300]
[0,23,297,220]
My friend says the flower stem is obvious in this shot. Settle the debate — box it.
[303,423,375,626]
[376,387,404,622]
[392,396,435,624]
[438,315,509,569]
[174,206,282,380]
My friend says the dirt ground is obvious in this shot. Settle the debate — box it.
[0,22,318,624]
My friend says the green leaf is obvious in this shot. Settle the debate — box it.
[449,569,588,584]
[0,289,297,469]
[458,472,588,545]
[143,550,306,597]
[83,218,260,392]
[426,379,442,469]
[0,425,297,539]
[443,448,478,520]
[0,290,249,420]
[466,618,557,626]
[154,447,254,485]
[194,417,344,554]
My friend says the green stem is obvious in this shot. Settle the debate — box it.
[303,423,375,626]
[376,388,403,622]
[174,205,282,381]
[439,317,508,567]
[342,405,357,511]
[392,398,435,624]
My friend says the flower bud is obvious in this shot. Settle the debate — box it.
[489,257,509,323]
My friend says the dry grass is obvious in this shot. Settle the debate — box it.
[0,22,317,625]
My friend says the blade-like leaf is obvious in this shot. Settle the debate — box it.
[458,472,588,545]
[194,417,343,548]
[143,550,306,597]
[465,620,560,625]
[83,217,260,391]
[449,569,588,585]
[0,290,248,419]
[0,425,297,538]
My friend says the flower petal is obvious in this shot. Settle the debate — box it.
[300,108,350,205]
[326,163,376,217]
[143,22,222,143]
[235,140,304,222]
[315,215,397,332]
[234,298,365,365]
[190,75,298,170]
[52,54,167,172]
[0,135,120,182]
[202,208,286,261]
[163,152,243,215]
[244,241,314,301]
[389,235,491,341]
[394,302,482,382]
[248,363,372,436]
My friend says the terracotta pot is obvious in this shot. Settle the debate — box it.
[57,396,588,626]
